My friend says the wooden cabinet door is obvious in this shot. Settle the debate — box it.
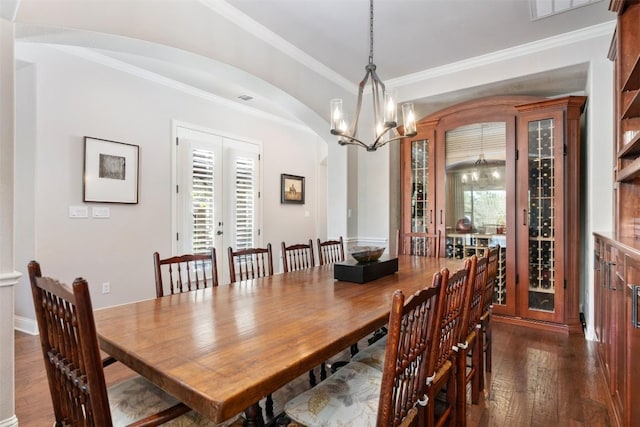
[516,108,566,323]
[627,282,640,427]
[594,237,604,343]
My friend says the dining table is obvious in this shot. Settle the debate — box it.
[94,254,463,426]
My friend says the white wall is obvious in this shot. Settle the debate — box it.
[14,43,327,326]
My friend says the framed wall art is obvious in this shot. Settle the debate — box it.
[281,174,305,204]
[83,136,139,204]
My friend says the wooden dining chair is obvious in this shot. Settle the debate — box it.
[227,243,276,416]
[455,255,487,426]
[153,248,218,297]
[401,230,441,258]
[26,260,201,426]
[281,240,315,273]
[281,239,326,387]
[317,236,345,265]
[228,243,274,283]
[479,245,500,391]
[283,278,442,427]
[425,259,472,427]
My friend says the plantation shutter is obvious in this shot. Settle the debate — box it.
[191,148,215,254]
[234,156,256,250]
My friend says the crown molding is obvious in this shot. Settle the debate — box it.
[38,43,316,133]
[387,20,616,89]
[199,0,357,94]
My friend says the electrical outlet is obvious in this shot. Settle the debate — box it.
[102,282,110,294]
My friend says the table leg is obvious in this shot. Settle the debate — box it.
[244,402,265,427]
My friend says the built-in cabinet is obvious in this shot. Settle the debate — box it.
[401,95,585,332]
[593,2,640,426]
[593,234,640,427]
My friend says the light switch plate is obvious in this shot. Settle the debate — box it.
[69,206,88,218]
[92,207,110,218]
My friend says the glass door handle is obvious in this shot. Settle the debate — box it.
[523,209,527,226]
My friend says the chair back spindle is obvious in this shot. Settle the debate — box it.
[401,231,441,258]
[430,259,471,376]
[482,245,501,316]
[228,244,274,283]
[317,237,345,265]
[282,240,315,273]
[153,248,218,297]
[28,261,114,425]
[460,255,488,341]
[378,277,441,426]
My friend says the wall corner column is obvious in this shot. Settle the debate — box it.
[0,13,20,427]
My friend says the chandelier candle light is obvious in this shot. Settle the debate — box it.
[330,0,417,151]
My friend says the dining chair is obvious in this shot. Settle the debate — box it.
[281,239,315,273]
[283,277,442,426]
[227,243,275,417]
[316,236,345,265]
[153,248,218,297]
[479,245,501,391]
[228,243,274,283]
[425,259,472,427]
[281,239,326,387]
[401,230,441,258]
[26,260,245,427]
[455,255,487,426]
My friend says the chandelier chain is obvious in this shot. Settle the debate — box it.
[369,0,374,65]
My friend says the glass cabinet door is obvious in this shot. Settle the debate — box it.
[519,110,565,323]
[410,139,431,233]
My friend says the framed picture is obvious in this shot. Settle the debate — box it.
[83,137,139,204]
[281,174,305,204]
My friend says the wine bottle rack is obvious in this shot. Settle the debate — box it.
[528,118,556,312]
[410,139,429,232]
[445,233,507,304]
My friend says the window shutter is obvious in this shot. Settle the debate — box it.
[234,156,256,250]
[191,148,215,254]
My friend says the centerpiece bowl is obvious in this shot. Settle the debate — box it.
[349,246,385,263]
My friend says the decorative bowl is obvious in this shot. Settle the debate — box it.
[349,246,385,263]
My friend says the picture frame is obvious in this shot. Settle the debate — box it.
[281,174,305,204]
[83,136,139,204]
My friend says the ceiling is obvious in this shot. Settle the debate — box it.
[10,0,616,130]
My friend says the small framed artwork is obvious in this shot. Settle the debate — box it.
[83,136,139,204]
[281,174,305,204]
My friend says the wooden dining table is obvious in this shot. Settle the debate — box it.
[94,255,463,425]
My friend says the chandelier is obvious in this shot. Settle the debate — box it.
[329,0,417,151]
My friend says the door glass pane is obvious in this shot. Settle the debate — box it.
[411,139,429,232]
[191,148,216,254]
[444,122,508,306]
[528,118,556,312]
[234,156,256,250]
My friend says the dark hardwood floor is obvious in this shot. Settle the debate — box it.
[15,321,615,426]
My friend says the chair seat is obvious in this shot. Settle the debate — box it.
[284,361,382,427]
[349,337,387,371]
[109,376,243,427]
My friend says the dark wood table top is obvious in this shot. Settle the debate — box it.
[94,255,462,422]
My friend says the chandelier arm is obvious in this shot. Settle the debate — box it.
[338,134,371,150]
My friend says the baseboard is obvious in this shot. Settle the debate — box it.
[492,314,581,335]
[14,315,38,335]
[0,415,18,427]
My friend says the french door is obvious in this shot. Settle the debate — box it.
[175,127,261,284]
